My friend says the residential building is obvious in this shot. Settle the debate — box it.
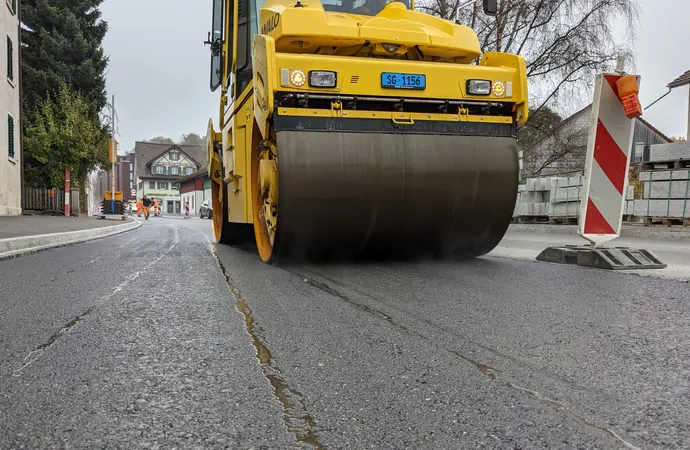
[523,104,672,178]
[0,0,20,215]
[133,141,206,215]
[180,170,211,216]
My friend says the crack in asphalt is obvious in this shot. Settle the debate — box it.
[306,269,612,397]
[208,244,326,450]
[13,307,94,376]
[509,383,642,450]
[13,226,180,377]
[298,275,502,379]
[296,272,642,450]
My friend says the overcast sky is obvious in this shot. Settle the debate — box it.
[101,0,690,152]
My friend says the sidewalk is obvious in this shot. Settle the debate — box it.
[0,215,141,260]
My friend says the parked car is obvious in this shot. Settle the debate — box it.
[199,199,213,219]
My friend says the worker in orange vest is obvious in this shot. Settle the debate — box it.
[153,198,160,216]
[136,199,143,217]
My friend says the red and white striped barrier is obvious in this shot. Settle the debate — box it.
[579,73,641,247]
[184,200,190,219]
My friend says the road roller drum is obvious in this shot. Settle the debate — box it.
[264,131,518,261]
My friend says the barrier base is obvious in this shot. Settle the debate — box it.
[536,245,667,270]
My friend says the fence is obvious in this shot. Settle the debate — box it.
[22,187,66,213]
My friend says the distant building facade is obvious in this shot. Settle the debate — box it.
[0,0,20,215]
[180,170,211,216]
[133,141,206,215]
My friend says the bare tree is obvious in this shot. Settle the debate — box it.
[522,109,589,177]
[179,132,204,146]
[145,136,175,144]
[417,0,640,117]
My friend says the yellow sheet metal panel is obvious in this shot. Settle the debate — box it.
[257,0,481,61]
[275,107,513,125]
[479,52,529,126]
[270,53,526,105]
[252,34,276,139]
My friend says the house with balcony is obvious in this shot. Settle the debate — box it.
[133,141,207,215]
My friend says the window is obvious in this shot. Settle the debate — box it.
[153,165,164,174]
[169,150,180,161]
[158,181,168,190]
[7,35,13,82]
[172,182,179,190]
[7,114,14,158]
[138,181,143,190]
[149,181,156,189]
[235,0,252,95]
[210,0,224,91]
[170,166,180,175]
[185,167,194,175]
[6,0,16,15]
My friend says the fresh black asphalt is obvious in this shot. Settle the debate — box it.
[1,216,688,449]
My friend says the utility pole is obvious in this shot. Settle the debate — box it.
[110,95,116,215]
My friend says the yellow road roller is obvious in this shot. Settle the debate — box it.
[204,0,528,263]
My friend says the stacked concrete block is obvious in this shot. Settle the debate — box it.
[634,169,690,218]
[648,142,690,162]
[547,176,583,218]
[514,179,551,219]
[514,175,637,221]
[633,199,690,218]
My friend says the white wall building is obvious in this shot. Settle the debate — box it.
[133,141,206,215]
[0,0,21,215]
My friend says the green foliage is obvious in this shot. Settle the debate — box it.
[21,0,108,119]
[21,0,109,190]
[23,83,108,189]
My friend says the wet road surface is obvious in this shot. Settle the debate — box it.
[1,216,688,449]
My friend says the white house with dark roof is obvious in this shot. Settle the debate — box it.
[133,141,207,214]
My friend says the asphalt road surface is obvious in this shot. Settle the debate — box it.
[1,216,688,449]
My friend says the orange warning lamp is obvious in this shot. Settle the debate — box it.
[617,75,642,119]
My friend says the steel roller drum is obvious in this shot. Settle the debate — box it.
[272,131,519,260]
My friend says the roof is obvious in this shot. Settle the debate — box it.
[522,102,672,154]
[668,70,690,89]
[521,104,590,154]
[134,141,207,179]
[179,169,209,185]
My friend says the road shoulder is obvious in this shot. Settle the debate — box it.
[0,218,141,260]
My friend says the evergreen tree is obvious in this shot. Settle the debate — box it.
[22,0,108,118]
[21,0,110,192]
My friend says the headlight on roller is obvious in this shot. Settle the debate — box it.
[309,70,337,88]
[466,79,491,96]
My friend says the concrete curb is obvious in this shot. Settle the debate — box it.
[0,219,142,261]
[508,223,690,241]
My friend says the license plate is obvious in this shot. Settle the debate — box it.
[381,72,426,90]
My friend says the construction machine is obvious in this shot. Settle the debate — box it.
[204,0,528,263]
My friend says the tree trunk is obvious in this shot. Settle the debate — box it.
[77,164,89,218]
